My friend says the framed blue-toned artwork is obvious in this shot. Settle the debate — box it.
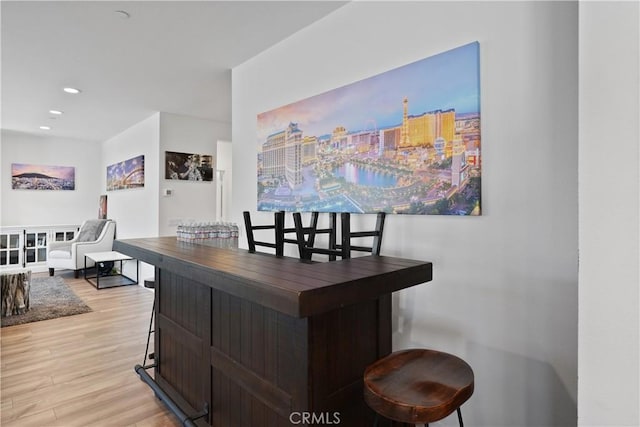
[106,155,144,191]
[257,42,481,215]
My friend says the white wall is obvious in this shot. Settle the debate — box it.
[101,113,160,240]
[1,130,101,226]
[101,112,230,238]
[578,2,639,426]
[158,113,230,236]
[101,113,160,282]
[233,2,579,426]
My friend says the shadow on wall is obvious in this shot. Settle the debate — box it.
[467,341,577,427]
[394,339,576,426]
[392,297,576,426]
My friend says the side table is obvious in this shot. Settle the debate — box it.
[84,251,138,289]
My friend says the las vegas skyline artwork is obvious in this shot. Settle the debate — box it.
[257,41,481,215]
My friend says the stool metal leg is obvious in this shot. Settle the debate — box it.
[142,298,155,366]
[457,407,464,427]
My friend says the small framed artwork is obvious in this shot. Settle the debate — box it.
[11,163,75,190]
[98,195,107,219]
[165,151,214,182]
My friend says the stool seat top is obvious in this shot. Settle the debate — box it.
[364,348,474,424]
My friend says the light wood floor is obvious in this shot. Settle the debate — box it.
[0,271,180,427]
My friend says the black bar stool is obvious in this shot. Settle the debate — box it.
[336,212,385,256]
[243,211,285,256]
[283,211,334,259]
[292,212,339,261]
[293,212,385,261]
[244,210,337,259]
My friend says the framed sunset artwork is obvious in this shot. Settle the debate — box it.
[11,163,75,190]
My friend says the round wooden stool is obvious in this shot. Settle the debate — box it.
[364,349,474,426]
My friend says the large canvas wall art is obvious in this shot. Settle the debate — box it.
[106,155,145,191]
[11,163,75,190]
[257,41,481,215]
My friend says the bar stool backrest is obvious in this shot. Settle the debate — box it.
[243,211,285,256]
[293,212,386,261]
[337,212,386,257]
[293,212,339,261]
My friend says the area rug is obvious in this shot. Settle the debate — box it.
[1,276,92,327]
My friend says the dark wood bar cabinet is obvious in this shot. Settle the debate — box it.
[114,237,432,427]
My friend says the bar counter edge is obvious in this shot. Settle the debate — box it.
[113,236,433,318]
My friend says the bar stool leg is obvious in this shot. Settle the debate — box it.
[457,408,464,427]
[143,298,155,366]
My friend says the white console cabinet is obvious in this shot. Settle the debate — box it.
[0,225,79,272]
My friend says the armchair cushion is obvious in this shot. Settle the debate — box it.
[76,219,109,242]
[49,249,72,259]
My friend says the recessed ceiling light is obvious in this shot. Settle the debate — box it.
[49,110,63,115]
[39,126,51,130]
[63,87,81,94]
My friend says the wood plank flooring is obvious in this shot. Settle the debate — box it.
[0,271,180,427]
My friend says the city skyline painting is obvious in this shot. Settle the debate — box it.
[106,155,145,191]
[256,41,481,215]
[11,163,75,190]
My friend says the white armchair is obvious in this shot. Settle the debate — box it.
[47,219,117,278]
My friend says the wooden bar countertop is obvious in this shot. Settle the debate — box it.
[114,236,433,318]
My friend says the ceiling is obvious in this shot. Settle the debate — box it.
[1,1,347,142]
